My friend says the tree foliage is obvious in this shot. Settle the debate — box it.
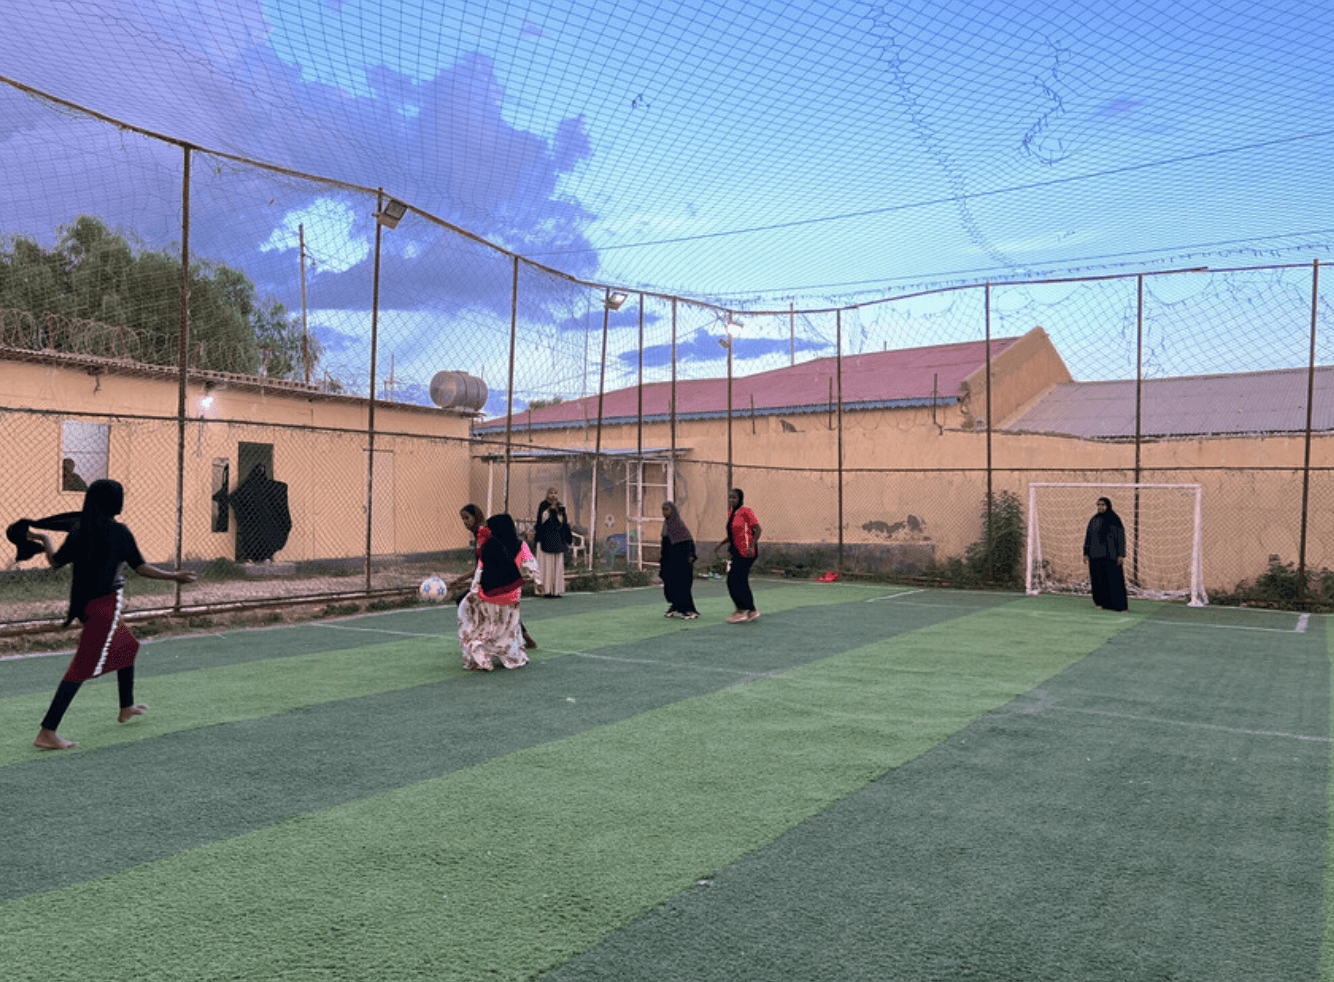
[0,215,319,379]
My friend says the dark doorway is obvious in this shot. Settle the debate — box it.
[235,442,274,562]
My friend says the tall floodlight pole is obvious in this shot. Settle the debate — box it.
[503,256,519,511]
[726,326,734,493]
[670,298,678,499]
[836,309,844,569]
[362,192,408,589]
[1298,258,1320,597]
[173,144,192,613]
[591,290,625,570]
[984,282,994,584]
[299,223,310,385]
[1134,273,1145,586]
[364,191,384,592]
[723,313,743,494]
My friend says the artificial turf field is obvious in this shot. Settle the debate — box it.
[1,579,1329,981]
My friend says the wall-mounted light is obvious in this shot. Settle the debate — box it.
[604,291,628,310]
[375,198,408,229]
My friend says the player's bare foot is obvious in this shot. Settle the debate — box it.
[34,728,77,750]
[118,704,147,723]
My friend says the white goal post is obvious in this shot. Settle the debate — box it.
[1025,482,1207,607]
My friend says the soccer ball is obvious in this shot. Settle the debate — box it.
[419,576,449,603]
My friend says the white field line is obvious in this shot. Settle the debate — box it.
[1151,620,1307,634]
[1048,704,1331,743]
[310,623,445,638]
[865,589,926,602]
[566,649,776,678]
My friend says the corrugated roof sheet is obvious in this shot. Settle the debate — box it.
[479,337,1019,431]
[1003,366,1334,438]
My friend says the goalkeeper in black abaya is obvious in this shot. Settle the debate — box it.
[1083,496,1128,612]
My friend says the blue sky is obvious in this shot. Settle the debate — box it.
[3,0,1334,410]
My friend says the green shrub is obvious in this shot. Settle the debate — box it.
[919,491,1026,589]
[199,557,246,580]
[367,595,417,612]
[1252,555,1303,601]
[620,569,651,588]
[1211,555,1334,610]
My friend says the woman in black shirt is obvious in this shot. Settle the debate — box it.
[26,480,197,750]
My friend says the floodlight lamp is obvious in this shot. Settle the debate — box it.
[717,337,731,350]
[725,315,743,337]
[375,198,408,229]
[605,291,628,311]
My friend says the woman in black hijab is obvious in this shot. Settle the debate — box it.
[659,501,698,619]
[25,479,197,749]
[1083,496,1128,612]
[457,513,540,671]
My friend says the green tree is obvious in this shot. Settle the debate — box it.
[0,215,317,380]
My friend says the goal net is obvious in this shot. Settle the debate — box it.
[1025,483,1207,606]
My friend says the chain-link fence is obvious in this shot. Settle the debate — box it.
[4,83,1334,632]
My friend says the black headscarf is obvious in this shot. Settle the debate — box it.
[479,513,524,593]
[486,513,521,556]
[662,501,693,545]
[1085,496,1126,561]
[78,479,124,559]
[1096,497,1124,530]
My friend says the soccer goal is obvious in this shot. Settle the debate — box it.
[1025,482,1207,606]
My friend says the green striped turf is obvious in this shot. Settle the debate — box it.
[1,585,997,900]
[2,593,1139,982]
[548,611,1330,981]
[0,582,903,764]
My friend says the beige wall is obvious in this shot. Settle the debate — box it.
[487,406,1334,593]
[9,349,1329,594]
[960,327,1073,429]
[1,355,474,565]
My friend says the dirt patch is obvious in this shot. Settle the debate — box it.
[0,563,469,658]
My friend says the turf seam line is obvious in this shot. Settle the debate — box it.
[310,624,445,638]
[1048,704,1333,743]
[865,589,926,602]
[1150,622,1306,634]
[568,649,773,679]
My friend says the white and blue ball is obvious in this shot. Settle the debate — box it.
[419,576,449,603]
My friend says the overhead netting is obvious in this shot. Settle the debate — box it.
[3,1,1334,300]
[3,2,1334,626]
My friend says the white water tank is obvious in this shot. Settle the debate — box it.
[429,371,488,411]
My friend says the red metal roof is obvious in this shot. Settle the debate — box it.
[482,337,1020,429]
